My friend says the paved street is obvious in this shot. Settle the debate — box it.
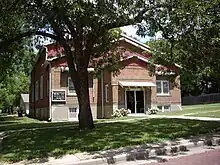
[148,149,220,165]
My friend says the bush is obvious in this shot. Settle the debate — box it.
[112,108,131,118]
[204,139,213,146]
[170,146,178,154]
[216,139,220,145]
[179,145,187,152]
[148,107,159,115]
[155,148,167,155]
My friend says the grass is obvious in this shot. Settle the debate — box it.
[157,103,220,116]
[0,115,145,132]
[187,111,220,118]
[0,116,77,132]
[1,117,220,163]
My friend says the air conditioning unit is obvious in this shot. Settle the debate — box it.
[52,90,66,102]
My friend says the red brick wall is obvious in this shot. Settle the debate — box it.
[30,50,49,119]
[50,59,96,106]
[112,57,154,86]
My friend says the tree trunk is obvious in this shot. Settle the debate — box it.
[71,68,94,130]
[63,40,94,130]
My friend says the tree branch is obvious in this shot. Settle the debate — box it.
[0,30,58,52]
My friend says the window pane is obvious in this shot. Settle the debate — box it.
[163,81,169,94]
[68,78,75,93]
[156,81,161,93]
[164,105,170,111]
[157,106,162,111]
[69,108,77,118]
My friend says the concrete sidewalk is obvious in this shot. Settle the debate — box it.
[5,133,220,165]
[149,115,220,121]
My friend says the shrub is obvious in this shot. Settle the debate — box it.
[155,148,167,155]
[112,108,131,118]
[216,139,220,145]
[179,145,187,152]
[204,139,213,146]
[170,146,178,154]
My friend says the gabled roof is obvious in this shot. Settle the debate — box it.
[122,50,158,66]
[32,33,181,73]
[119,34,151,52]
[44,34,151,61]
[122,51,180,73]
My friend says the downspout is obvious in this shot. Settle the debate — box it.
[48,62,52,121]
[101,70,104,118]
[45,46,52,122]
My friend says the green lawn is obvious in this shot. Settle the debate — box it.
[157,103,220,116]
[0,115,144,132]
[1,117,220,163]
[0,116,77,132]
[187,111,220,118]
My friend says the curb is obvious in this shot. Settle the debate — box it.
[69,137,220,165]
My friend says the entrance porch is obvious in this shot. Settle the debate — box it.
[118,81,156,114]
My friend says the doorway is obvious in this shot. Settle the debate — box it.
[126,90,145,113]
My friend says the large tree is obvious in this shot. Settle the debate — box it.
[0,0,164,129]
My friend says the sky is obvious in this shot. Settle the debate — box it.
[35,25,161,50]
[121,25,162,43]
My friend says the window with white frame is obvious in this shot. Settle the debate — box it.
[35,80,39,101]
[156,80,170,95]
[69,107,78,118]
[105,84,109,102]
[157,105,170,112]
[68,77,76,95]
[40,75,43,99]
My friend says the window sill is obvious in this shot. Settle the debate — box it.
[67,93,77,96]
[157,94,171,97]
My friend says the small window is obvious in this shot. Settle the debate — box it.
[157,105,163,111]
[157,105,170,112]
[68,77,76,95]
[156,80,170,95]
[35,80,39,101]
[105,84,109,102]
[69,108,77,118]
[40,75,43,99]
[164,105,170,111]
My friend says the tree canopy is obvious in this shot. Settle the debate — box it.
[145,0,220,96]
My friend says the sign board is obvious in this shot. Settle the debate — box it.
[52,90,66,102]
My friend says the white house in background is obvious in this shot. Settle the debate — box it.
[20,94,29,115]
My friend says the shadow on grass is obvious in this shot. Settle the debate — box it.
[1,118,220,163]
[0,116,78,132]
